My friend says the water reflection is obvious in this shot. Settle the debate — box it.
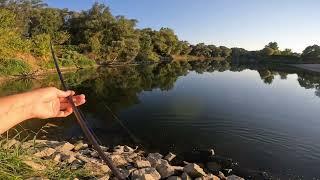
[1,61,320,178]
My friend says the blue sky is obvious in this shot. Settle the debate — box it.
[44,0,320,53]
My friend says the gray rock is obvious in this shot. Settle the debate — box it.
[131,167,161,180]
[147,153,163,167]
[79,149,91,155]
[164,152,176,162]
[134,160,151,168]
[226,175,244,180]
[124,145,135,152]
[172,166,184,171]
[156,159,175,178]
[167,176,182,180]
[183,163,206,178]
[100,145,109,152]
[181,172,192,180]
[34,148,56,158]
[113,145,125,154]
[218,171,226,180]
[70,159,83,170]
[90,150,99,158]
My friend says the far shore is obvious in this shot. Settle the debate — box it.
[289,64,320,73]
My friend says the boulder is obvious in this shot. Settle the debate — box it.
[183,163,206,178]
[226,175,244,180]
[164,152,176,162]
[156,159,175,178]
[181,172,192,180]
[218,171,226,180]
[134,160,151,168]
[147,153,163,167]
[172,166,184,171]
[34,148,56,158]
[131,167,161,180]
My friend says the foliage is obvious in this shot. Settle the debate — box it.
[301,45,320,59]
[265,42,279,51]
[261,47,275,56]
[0,59,31,75]
[0,0,318,74]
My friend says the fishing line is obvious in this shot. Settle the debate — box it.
[102,102,141,144]
[50,42,126,179]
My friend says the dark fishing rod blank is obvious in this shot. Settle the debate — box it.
[50,42,126,179]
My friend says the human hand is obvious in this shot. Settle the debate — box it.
[29,87,86,119]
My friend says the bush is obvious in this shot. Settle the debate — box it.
[61,50,95,68]
[0,59,32,75]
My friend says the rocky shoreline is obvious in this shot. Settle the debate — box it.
[3,139,249,180]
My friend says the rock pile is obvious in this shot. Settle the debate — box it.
[16,140,245,180]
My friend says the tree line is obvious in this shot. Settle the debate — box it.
[0,0,320,76]
[0,0,235,64]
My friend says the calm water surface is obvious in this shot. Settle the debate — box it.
[1,62,320,179]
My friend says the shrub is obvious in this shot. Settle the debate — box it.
[0,59,32,75]
[61,50,95,68]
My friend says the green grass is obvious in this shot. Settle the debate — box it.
[0,59,32,76]
[0,144,31,179]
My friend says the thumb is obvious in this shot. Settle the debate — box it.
[56,89,75,98]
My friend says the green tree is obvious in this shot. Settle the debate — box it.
[261,47,275,56]
[153,28,179,56]
[301,45,320,59]
[265,42,279,51]
[281,48,293,56]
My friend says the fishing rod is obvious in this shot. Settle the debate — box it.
[49,42,126,180]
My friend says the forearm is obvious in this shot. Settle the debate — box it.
[0,92,35,134]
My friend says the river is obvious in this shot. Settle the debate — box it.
[1,61,320,179]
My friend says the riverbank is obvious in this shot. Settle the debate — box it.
[1,139,246,180]
[289,64,320,73]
